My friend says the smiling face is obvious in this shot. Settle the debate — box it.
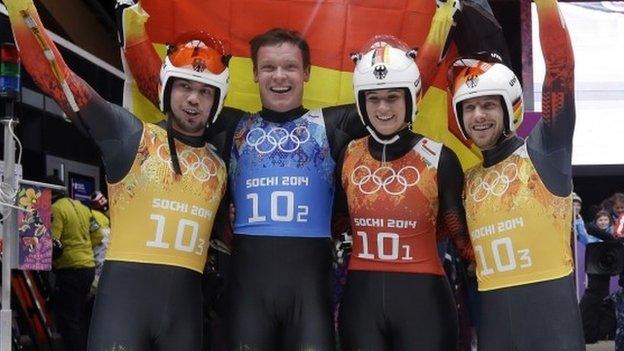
[364,89,407,136]
[596,215,611,230]
[253,42,310,112]
[168,79,215,137]
[461,95,506,150]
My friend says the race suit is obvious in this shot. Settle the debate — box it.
[462,0,584,349]
[5,1,233,349]
[338,131,472,350]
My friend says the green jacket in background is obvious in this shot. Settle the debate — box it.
[51,197,96,269]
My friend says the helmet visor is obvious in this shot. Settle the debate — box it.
[360,34,411,53]
[167,31,229,75]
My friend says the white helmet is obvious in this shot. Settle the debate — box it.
[449,53,524,139]
[159,31,230,125]
[352,35,422,143]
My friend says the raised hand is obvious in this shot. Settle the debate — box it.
[116,0,149,49]
[333,231,353,267]
[436,0,462,26]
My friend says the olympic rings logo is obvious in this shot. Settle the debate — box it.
[245,126,310,154]
[467,163,518,203]
[350,165,420,195]
[156,144,218,182]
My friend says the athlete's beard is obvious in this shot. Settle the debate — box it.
[169,112,206,136]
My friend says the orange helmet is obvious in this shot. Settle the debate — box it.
[159,31,231,124]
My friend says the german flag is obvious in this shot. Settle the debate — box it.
[123,0,508,170]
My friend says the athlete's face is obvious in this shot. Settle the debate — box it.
[613,201,624,217]
[254,43,310,112]
[461,95,506,150]
[365,89,408,136]
[596,215,611,230]
[169,79,215,137]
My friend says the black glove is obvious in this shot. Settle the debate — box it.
[52,238,63,260]
[333,231,353,268]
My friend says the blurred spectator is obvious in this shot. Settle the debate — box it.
[577,209,609,246]
[601,193,624,223]
[580,209,616,343]
[573,192,583,219]
[596,211,613,232]
[574,193,593,246]
[47,175,96,351]
[89,190,110,288]
[84,191,111,333]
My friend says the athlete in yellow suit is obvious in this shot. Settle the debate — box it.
[4,0,237,349]
[449,0,583,349]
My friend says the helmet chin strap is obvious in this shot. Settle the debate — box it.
[367,124,409,165]
[368,125,401,146]
[495,128,516,148]
[166,117,183,175]
[499,107,514,141]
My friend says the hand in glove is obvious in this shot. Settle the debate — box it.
[115,0,149,49]
[333,231,353,267]
[436,0,462,26]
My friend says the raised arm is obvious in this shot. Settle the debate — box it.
[5,0,143,182]
[416,0,459,93]
[536,0,574,133]
[527,0,575,195]
[117,1,162,108]
[6,0,98,123]
[332,143,352,238]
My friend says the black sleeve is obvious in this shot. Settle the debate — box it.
[210,192,233,244]
[80,100,143,183]
[323,104,367,161]
[334,143,349,217]
[332,142,352,239]
[526,0,575,197]
[453,1,511,65]
[437,146,474,261]
[207,107,246,168]
[206,107,244,246]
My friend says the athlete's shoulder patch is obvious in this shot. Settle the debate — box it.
[306,108,323,119]
[304,108,325,127]
[414,137,443,168]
